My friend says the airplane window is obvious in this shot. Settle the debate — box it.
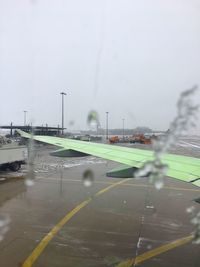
[0,1,200,267]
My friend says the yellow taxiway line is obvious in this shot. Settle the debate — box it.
[115,235,194,267]
[22,199,92,267]
[22,177,197,267]
[21,178,131,267]
[37,176,200,192]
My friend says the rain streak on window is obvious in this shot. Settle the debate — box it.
[0,214,10,242]
[136,86,200,243]
[136,86,199,189]
[82,169,95,187]
[25,131,36,187]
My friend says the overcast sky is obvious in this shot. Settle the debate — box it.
[0,0,200,132]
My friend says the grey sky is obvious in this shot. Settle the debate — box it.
[0,0,200,132]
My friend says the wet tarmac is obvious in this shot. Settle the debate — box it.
[0,138,200,267]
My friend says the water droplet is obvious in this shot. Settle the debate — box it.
[82,169,94,187]
[84,179,92,187]
[155,180,164,190]
[186,206,195,214]
[146,205,154,210]
[147,244,152,250]
[25,179,35,187]
[87,110,99,126]
[0,214,10,242]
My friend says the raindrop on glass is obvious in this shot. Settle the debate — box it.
[25,179,35,187]
[87,110,99,126]
[186,206,195,214]
[82,169,94,187]
[155,179,164,190]
[0,214,10,242]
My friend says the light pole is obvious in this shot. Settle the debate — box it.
[23,111,27,126]
[122,118,125,140]
[106,111,109,140]
[60,92,66,135]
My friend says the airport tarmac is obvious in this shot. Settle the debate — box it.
[0,138,200,267]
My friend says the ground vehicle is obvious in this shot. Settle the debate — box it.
[130,134,152,144]
[0,139,27,171]
[109,136,120,144]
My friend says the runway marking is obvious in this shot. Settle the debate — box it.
[37,176,200,192]
[115,235,194,267]
[21,178,131,267]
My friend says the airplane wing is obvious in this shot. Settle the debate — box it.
[17,129,200,188]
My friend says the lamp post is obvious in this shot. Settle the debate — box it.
[23,111,27,126]
[122,118,125,140]
[60,92,66,135]
[106,111,109,140]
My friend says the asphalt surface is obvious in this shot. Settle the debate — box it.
[0,138,200,267]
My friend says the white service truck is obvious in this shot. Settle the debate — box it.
[0,136,27,171]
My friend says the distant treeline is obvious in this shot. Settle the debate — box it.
[81,127,153,135]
